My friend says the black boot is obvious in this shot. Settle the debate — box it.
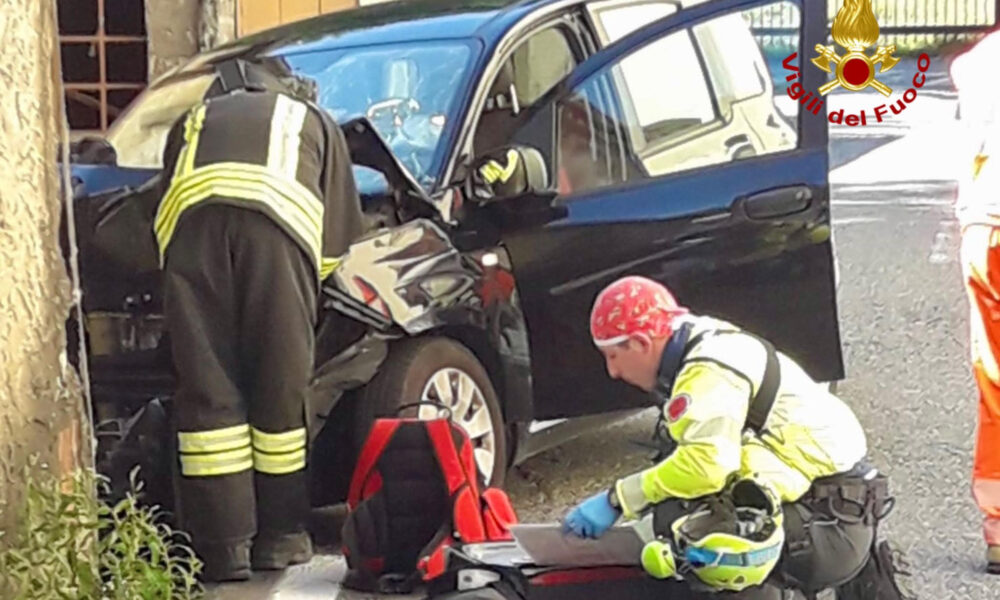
[198,540,252,583]
[251,531,314,570]
[835,541,915,600]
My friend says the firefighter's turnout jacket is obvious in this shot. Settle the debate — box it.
[156,89,365,281]
[614,316,868,520]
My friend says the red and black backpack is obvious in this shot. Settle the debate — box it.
[342,404,519,593]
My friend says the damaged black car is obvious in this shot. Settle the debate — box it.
[67,0,843,515]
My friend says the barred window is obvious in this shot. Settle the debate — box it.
[58,0,148,133]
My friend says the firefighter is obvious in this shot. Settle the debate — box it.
[950,29,1000,574]
[561,276,913,599]
[155,60,365,582]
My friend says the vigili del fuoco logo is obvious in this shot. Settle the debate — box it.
[781,0,931,126]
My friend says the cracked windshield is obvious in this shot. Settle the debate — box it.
[106,40,474,191]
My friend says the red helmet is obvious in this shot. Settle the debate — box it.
[589,276,688,347]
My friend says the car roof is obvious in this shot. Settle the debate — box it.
[212,0,563,58]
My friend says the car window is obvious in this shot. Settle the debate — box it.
[557,78,635,194]
[473,26,579,154]
[104,40,478,190]
[616,30,717,154]
[512,28,579,106]
[548,0,801,195]
[587,0,678,45]
[286,42,475,188]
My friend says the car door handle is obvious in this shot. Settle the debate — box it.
[743,186,813,220]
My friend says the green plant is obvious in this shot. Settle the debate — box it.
[0,462,204,599]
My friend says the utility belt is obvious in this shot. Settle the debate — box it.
[799,459,895,528]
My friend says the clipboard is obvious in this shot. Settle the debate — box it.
[509,518,655,567]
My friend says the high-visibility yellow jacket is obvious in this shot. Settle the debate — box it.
[156,89,365,280]
[614,316,867,520]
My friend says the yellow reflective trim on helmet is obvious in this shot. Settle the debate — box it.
[179,446,253,477]
[177,423,251,454]
[251,427,306,454]
[253,448,306,475]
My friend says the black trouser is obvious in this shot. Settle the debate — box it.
[779,495,874,595]
[164,204,317,556]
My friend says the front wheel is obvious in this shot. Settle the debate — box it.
[355,337,508,487]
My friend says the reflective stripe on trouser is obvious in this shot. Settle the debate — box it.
[962,225,1000,543]
[252,427,307,475]
[165,206,317,547]
[178,424,253,476]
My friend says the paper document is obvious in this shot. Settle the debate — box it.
[510,518,654,567]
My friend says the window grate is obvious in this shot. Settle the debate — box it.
[59,0,148,132]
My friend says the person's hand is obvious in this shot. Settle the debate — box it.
[562,490,621,539]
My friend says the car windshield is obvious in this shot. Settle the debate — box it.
[106,39,477,191]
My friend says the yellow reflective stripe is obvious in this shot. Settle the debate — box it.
[319,257,341,280]
[156,164,323,252]
[156,104,206,241]
[155,164,324,267]
[253,449,306,475]
[251,427,306,454]
[268,94,307,180]
[180,446,253,477]
[157,178,319,268]
[157,162,324,243]
[181,104,207,176]
[177,424,251,454]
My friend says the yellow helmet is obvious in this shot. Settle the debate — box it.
[640,539,679,580]
[669,478,785,592]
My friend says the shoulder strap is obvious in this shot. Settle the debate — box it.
[681,329,781,434]
[745,334,781,434]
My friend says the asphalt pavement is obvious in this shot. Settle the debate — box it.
[206,52,1000,598]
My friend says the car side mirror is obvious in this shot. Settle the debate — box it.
[470,145,550,203]
[462,145,565,233]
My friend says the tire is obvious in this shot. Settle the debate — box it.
[355,337,508,487]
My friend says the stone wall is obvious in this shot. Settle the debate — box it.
[146,0,238,82]
[0,0,88,533]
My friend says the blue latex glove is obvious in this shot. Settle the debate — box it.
[563,490,622,539]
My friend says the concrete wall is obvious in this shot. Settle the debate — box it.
[1,0,88,533]
[201,0,238,54]
[146,0,239,82]
[146,0,201,80]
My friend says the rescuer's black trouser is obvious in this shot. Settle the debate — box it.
[163,203,317,565]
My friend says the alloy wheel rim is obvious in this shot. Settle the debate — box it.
[418,368,496,483]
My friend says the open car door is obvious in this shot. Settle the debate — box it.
[491,0,838,419]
